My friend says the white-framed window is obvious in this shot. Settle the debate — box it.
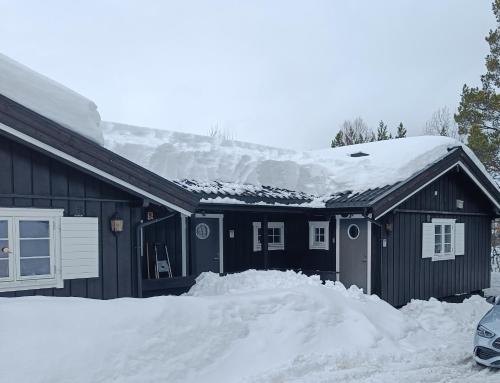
[0,208,99,293]
[422,218,465,261]
[309,221,329,250]
[252,222,284,251]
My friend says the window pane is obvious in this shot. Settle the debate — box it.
[444,234,452,244]
[0,221,7,238]
[20,239,50,258]
[435,225,441,234]
[0,259,8,278]
[444,244,452,253]
[444,225,452,234]
[435,243,441,253]
[20,258,50,276]
[0,239,8,259]
[20,221,49,238]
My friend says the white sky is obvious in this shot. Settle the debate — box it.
[0,0,495,149]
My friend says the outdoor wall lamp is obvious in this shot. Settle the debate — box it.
[110,212,124,234]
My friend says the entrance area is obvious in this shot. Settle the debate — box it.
[338,217,369,293]
[192,214,223,274]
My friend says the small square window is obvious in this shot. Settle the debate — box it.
[309,221,329,250]
[253,222,284,251]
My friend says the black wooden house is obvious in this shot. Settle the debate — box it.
[1,57,499,306]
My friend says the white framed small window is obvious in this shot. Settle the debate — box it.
[253,222,284,251]
[309,221,329,250]
[422,219,465,261]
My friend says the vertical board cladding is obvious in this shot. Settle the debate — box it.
[142,208,182,279]
[220,211,335,276]
[0,136,142,299]
[377,169,494,307]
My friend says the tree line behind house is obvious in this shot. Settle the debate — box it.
[332,0,499,177]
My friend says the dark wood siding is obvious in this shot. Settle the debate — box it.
[376,169,493,306]
[221,211,336,278]
[0,136,142,299]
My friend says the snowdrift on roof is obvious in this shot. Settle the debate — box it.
[0,270,494,383]
[103,121,466,196]
[0,53,103,144]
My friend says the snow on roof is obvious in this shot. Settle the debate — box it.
[0,53,103,144]
[103,121,479,205]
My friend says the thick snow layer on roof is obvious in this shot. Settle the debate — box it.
[0,53,103,144]
[103,121,476,197]
[0,270,496,383]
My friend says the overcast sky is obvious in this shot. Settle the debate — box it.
[0,1,495,149]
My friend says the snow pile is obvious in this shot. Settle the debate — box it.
[103,121,473,197]
[0,53,103,144]
[0,270,497,383]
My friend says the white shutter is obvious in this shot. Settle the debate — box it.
[61,217,99,279]
[455,223,465,256]
[422,223,434,259]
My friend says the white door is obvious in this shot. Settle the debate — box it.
[0,218,14,282]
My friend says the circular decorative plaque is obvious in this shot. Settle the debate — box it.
[195,223,210,240]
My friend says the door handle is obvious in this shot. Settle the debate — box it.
[213,257,220,261]
[1,247,11,254]
[361,259,367,263]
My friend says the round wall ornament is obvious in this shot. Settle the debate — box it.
[195,223,210,240]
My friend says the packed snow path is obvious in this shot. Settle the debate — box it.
[0,270,499,383]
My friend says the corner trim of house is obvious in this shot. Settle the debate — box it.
[335,215,340,279]
[0,122,192,216]
[181,214,188,277]
[367,220,372,295]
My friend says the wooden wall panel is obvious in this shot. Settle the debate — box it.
[0,135,140,299]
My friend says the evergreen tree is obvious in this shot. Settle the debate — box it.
[331,131,345,147]
[376,120,390,140]
[455,0,500,172]
[396,122,407,138]
[330,117,374,147]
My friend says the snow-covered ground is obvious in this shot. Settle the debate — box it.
[1,270,499,383]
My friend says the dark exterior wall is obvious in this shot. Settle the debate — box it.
[0,136,142,299]
[377,169,493,307]
[142,207,183,278]
[221,211,335,276]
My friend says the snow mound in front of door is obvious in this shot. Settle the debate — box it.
[0,270,495,383]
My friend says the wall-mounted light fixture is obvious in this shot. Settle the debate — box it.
[110,212,124,234]
[385,223,393,233]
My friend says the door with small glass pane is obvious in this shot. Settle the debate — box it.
[0,218,13,281]
[15,218,54,280]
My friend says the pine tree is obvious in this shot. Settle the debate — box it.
[330,117,374,147]
[331,131,345,147]
[396,122,407,138]
[376,120,390,140]
[455,0,500,172]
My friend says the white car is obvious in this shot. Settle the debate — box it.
[474,296,500,367]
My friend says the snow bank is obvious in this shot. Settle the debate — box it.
[103,121,476,197]
[0,53,103,144]
[0,270,496,383]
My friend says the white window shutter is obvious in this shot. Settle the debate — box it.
[61,217,99,280]
[455,223,465,256]
[422,223,434,258]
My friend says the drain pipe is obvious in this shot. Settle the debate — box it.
[136,212,177,297]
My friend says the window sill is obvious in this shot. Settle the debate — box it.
[253,245,285,252]
[0,277,62,293]
[432,253,455,261]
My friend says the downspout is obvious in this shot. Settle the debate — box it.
[135,212,177,298]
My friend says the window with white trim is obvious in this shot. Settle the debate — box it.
[0,208,99,293]
[309,221,329,250]
[252,222,284,251]
[422,219,465,261]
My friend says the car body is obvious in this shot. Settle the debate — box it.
[473,296,500,367]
